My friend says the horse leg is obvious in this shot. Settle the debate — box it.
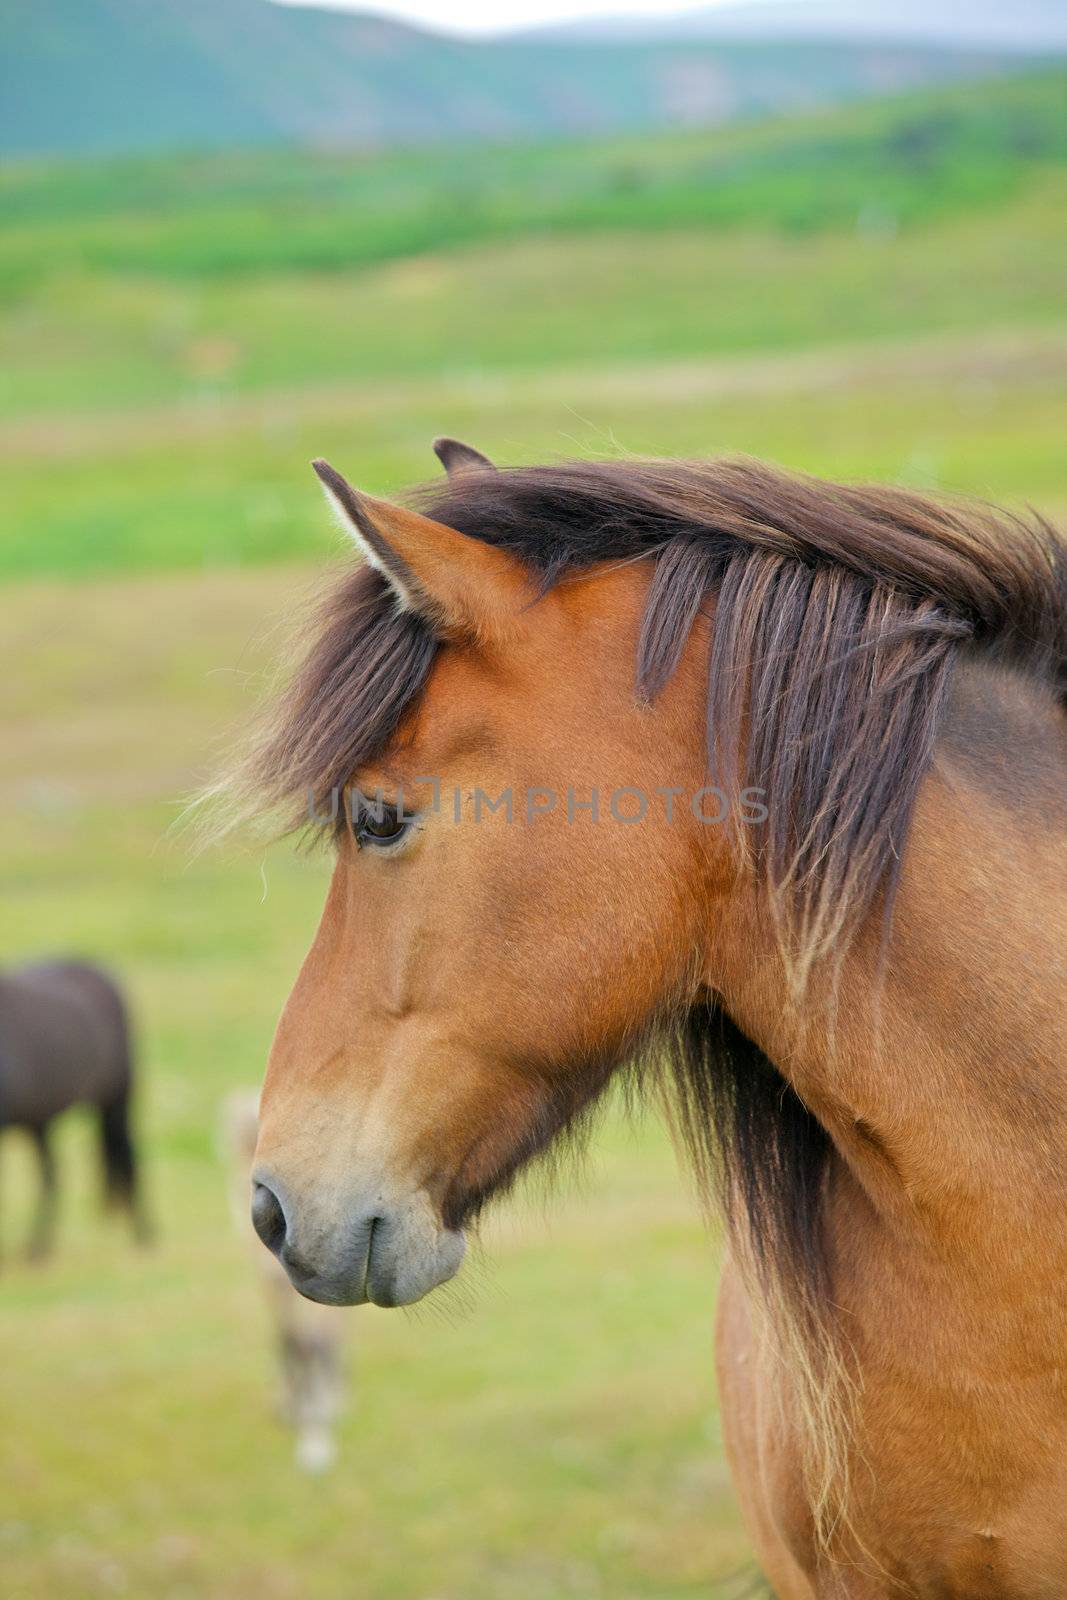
[26,1123,58,1261]
[716,1253,820,1599]
[275,1298,341,1474]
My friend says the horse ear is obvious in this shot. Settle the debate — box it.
[433,436,497,476]
[312,458,529,640]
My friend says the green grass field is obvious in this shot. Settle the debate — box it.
[2,68,1066,1598]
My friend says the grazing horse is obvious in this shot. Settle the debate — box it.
[0,961,148,1258]
[232,440,1067,1596]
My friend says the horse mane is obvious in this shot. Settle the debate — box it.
[222,454,1067,1539]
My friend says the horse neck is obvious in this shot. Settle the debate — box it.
[708,660,1067,1262]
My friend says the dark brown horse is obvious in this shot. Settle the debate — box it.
[0,961,149,1258]
[232,441,1067,1595]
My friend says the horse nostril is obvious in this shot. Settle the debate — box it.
[251,1180,287,1255]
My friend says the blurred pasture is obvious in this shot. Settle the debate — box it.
[1,66,1065,1599]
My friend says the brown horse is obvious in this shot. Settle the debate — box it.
[233,440,1067,1596]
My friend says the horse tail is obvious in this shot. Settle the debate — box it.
[89,973,152,1242]
[97,993,154,1246]
[98,1087,153,1244]
[99,1087,137,1208]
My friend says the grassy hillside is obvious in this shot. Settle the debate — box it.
[2,70,1065,578]
[1,0,1027,160]
[3,67,1064,290]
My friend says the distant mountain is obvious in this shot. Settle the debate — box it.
[530,1,1067,52]
[0,0,1044,159]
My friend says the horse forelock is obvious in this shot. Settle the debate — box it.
[243,456,1066,955]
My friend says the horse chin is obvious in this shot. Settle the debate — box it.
[280,1200,466,1310]
[364,1218,466,1309]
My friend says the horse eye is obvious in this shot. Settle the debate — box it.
[353,805,412,850]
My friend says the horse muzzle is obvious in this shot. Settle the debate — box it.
[250,1170,465,1307]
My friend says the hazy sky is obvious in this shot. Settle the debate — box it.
[274,0,760,37]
